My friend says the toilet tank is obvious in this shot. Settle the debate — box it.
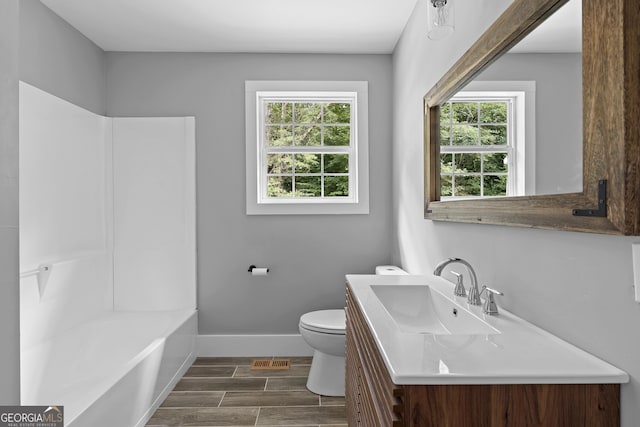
[375,265,408,275]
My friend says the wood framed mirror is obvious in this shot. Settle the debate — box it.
[424,0,639,235]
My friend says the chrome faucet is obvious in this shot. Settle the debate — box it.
[433,257,482,306]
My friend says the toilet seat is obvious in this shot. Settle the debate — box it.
[299,309,345,335]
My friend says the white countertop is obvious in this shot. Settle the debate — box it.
[346,274,629,385]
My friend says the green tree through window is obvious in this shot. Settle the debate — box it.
[264,101,352,198]
[440,98,512,198]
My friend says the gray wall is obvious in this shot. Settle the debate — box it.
[477,52,582,195]
[392,1,640,425]
[0,0,20,404]
[106,52,393,334]
[20,0,106,115]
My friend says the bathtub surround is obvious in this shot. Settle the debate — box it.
[112,118,196,311]
[19,83,113,348]
[392,1,640,425]
[0,0,20,405]
[19,83,197,426]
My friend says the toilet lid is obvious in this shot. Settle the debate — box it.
[299,309,346,335]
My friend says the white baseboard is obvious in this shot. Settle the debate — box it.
[197,334,313,357]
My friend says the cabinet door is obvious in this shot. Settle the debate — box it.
[346,285,404,427]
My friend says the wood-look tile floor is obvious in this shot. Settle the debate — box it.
[146,357,347,427]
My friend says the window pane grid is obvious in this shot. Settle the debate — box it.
[265,101,352,147]
[262,99,353,200]
[440,97,513,198]
[266,146,350,154]
[440,150,511,198]
[440,147,509,153]
[266,173,349,177]
[263,142,352,200]
[265,176,351,199]
[440,100,509,147]
[259,95,356,202]
[267,121,350,127]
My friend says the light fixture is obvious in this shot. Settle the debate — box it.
[427,0,454,40]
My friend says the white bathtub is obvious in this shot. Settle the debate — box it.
[21,309,197,427]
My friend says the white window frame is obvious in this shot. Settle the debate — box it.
[440,81,536,199]
[245,81,369,215]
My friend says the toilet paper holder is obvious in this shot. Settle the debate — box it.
[248,265,270,274]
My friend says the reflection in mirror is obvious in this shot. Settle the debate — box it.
[439,0,582,199]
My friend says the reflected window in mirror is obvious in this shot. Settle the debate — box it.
[439,81,535,199]
[423,0,640,235]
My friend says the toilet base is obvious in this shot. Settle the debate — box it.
[306,350,345,397]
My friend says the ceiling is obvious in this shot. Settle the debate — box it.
[40,0,420,54]
[40,0,580,55]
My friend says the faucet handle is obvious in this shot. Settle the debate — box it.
[450,271,467,297]
[480,286,504,315]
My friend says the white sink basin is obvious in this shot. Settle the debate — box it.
[371,284,499,335]
[347,274,629,385]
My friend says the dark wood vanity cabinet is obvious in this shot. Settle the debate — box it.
[346,285,404,426]
[345,284,621,427]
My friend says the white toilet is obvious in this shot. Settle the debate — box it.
[298,265,407,396]
[299,309,346,396]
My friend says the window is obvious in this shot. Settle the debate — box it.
[440,97,514,198]
[439,81,535,199]
[246,81,369,215]
[263,98,352,199]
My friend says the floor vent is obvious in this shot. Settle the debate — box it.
[251,358,291,370]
